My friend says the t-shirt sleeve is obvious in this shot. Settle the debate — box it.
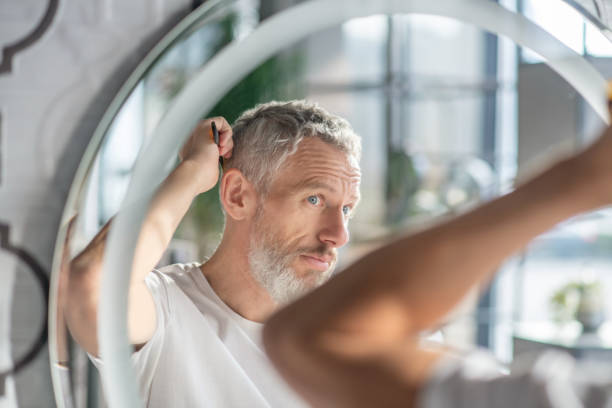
[418,349,612,408]
[87,268,172,400]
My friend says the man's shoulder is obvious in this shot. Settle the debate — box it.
[154,262,202,276]
[146,262,202,288]
[145,261,223,322]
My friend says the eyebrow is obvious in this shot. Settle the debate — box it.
[292,180,361,205]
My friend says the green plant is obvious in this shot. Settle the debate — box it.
[550,280,604,325]
[175,14,306,257]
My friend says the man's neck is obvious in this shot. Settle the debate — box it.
[199,239,278,323]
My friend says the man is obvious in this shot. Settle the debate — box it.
[262,120,612,406]
[65,100,362,407]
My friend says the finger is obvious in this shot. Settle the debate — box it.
[208,116,232,134]
[202,117,230,144]
[201,116,230,135]
[218,127,233,147]
[217,120,233,157]
[220,139,234,159]
[219,131,234,157]
[218,129,232,153]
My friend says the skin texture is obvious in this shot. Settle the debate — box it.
[251,138,361,293]
[200,136,361,320]
[65,118,361,357]
[262,124,612,408]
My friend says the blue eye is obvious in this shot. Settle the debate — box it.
[342,206,351,216]
[307,195,319,205]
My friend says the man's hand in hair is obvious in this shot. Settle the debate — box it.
[179,117,233,195]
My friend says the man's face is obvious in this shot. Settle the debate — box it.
[248,137,361,304]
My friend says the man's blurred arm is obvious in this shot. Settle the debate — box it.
[263,126,612,408]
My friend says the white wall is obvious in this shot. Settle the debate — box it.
[0,1,191,406]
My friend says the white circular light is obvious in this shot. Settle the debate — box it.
[99,1,608,407]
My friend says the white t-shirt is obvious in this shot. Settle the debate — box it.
[91,263,308,408]
[420,349,612,408]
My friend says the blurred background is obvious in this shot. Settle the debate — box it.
[3,0,612,406]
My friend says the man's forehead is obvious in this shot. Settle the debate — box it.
[291,176,361,198]
[285,138,360,170]
[287,151,361,198]
[269,137,361,194]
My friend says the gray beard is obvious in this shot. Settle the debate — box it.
[247,201,337,305]
[247,212,335,305]
[248,231,309,305]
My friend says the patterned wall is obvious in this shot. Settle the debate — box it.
[0,0,191,406]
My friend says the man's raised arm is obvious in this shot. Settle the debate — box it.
[263,125,612,408]
[65,118,233,357]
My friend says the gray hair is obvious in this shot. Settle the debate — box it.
[225,100,361,194]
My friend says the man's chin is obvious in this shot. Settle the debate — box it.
[300,271,323,288]
[296,266,334,287]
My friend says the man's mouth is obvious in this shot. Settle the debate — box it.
[300,254,333,271]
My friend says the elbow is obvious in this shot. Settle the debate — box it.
[63,261,101,356]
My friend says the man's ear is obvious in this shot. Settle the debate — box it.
[219,169,258,221]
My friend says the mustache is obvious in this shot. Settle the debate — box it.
[297,245,336,261]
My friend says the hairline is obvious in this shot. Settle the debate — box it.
[260,145,362,220]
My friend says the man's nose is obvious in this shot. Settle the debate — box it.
[318,208,349,248]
